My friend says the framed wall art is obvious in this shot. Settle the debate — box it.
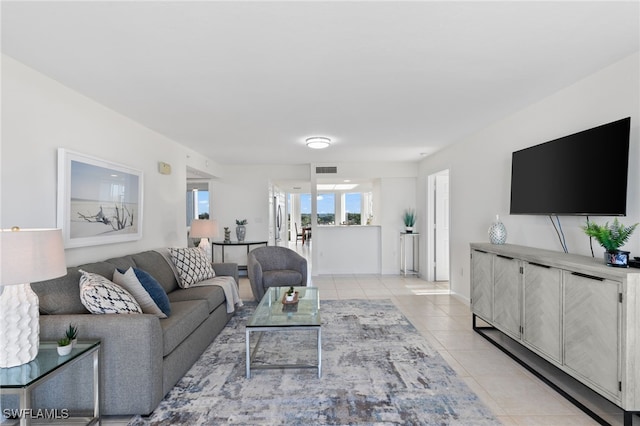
[57,149,143,248]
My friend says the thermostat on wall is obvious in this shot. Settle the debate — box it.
[158,162,172,175]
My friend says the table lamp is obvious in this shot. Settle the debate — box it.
[0,227,66,367]
[190,219,218,261]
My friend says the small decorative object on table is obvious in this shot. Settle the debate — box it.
[235,219,248,242]
[403,209,416,233]
[223,227,231,243]
[57,337,72,356]
[282,287,299,312]
[66,323,78,347]
[283,286,298,304]
[488,214,507,245]
[582,218,638,267]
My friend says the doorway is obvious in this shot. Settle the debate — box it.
[186,166,215,246]
[426,169,450,282]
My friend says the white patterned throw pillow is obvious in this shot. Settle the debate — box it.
[168,247,215,288]
[78,270,142,314]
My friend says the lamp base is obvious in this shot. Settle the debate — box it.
[0,283,39,367]
[198,238,212,262]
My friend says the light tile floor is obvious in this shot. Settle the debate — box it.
[103,264,602,425]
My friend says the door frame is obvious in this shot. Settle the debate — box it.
[426,169,450,282]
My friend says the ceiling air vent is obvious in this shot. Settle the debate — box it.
[316,166,338,174]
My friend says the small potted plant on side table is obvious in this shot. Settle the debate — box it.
[57,337,72,356]
[582,218,638,267]
[66,323,78,347]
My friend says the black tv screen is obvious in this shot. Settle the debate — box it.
[510,117,631,216]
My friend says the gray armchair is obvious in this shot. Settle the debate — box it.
[247,246,308,301]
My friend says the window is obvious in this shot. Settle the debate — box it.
[344,193,361,225]
[300,193,312,226]
[186,187,210,226]
[317,193,335,225]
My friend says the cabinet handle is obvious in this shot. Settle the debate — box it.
[570,271,604,281]
[497,254,514,260]
[528,262,551,269]
[475,249,488,254]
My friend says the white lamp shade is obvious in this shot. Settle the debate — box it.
[0,228,66,367]
[190,219,219,239]
[1,228,67,286]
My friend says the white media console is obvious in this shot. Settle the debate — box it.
[470,243,640,425]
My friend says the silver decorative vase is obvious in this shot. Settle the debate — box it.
[488,214,507,245]
[236,225,246,242]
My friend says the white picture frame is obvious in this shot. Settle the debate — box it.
[57,149,143,248]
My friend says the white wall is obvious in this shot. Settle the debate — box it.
[1,56,422,272]
[418,52,640,301]
[210,164,309,242]
[213,163,419,274]
[1,55,222,266]
[379,177,417,274]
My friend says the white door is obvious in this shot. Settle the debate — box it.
[434,173,450,281]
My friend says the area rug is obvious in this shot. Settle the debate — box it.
[129,299,500,425]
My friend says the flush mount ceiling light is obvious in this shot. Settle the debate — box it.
[306,137,331,149]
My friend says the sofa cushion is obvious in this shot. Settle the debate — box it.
[79,270,143,315]
[33,268,87,314]
[104,255,137,272]
[134,250,181,294]
[167,248,215,288]
[113,267,171,318]
[160,300,209,356]
[263,270,304,288]
[168,283,225,314]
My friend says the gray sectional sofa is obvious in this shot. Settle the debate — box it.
[27,248,239,416]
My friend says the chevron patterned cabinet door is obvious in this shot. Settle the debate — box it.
[523,263,562,363]
[471,250,493,321]
[493,255,521,338]
[563,272,621,400]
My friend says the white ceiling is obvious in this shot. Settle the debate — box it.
[2,1,638,166]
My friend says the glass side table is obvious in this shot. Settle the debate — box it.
[400,232,420,276]
[0,340,101,426]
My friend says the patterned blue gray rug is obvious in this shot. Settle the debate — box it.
[129,299,500,425]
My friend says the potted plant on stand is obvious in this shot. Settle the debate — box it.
[403,209,416,233]
[582,218,638,267]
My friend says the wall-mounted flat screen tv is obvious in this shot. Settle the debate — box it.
[510,117,631,216]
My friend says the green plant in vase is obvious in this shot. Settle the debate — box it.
[57,337,72,356]
[285,286,295,302]
[582,218,638,267]
[403,209,416,233]
[66,323,78,346]
[235,219,248,242]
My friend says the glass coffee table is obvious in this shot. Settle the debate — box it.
[246,286,321,378]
